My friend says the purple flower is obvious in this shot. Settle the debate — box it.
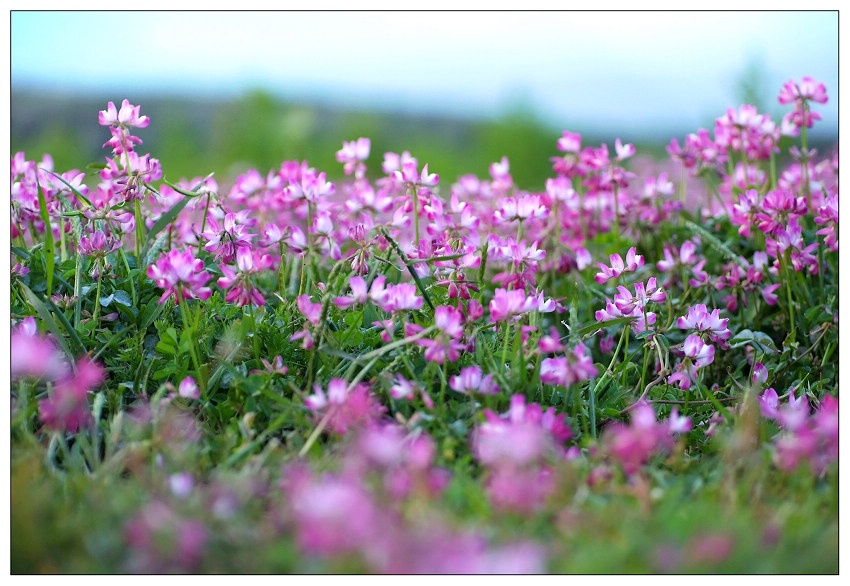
[450,366,499,395]
[146,249,212,305]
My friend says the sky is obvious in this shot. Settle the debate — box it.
[10,10,840,138]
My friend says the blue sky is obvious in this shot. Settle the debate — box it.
[11,11,839,138]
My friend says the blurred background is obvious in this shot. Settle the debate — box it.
[11,11,839,191]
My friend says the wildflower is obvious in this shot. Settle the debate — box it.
[336,137,371,178]
[304,379,385,435]
[98,99,150,129]
[677,304,731,345]
[605,401,689,475]
[417,305,465,364]
[11,317,69,381]
[38,358,105,433]
[449,365,499,395]
[613,277,666,315]
[178,377,200,400]
[539,345,597,387]
[683,334,715,368]
[814,193,838,252]
[147,249,213,305]
[200,211,254,263]
[594,247,644,284]
[216,248,268,307]
[489,288,536,323]
[494,193,548,223]
[78,229,123,258]
[333,275,369,309]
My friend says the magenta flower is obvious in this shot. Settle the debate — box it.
[489,288,536,323]
[539,345,597,388]
[677,304,731,345]
[594,247,644,284]
[494,193,548,224]
[683,334,715,368]
[38,358,105,433]
[613,277,666,315]
[147,249,212,305]
[11,317,69,381]
[605,401,688,475]
[304,379,385,435]
[216,248,267,307]
[79,229,122,258]
[418,305,465,364]
[778,76,828,105]
[295,294,322,326]
[178,376,200,399]
[336,137,371,177]
[98,99,150,128]
[449,365,499,395]
[200,212,254,263]
[814,193,838,252]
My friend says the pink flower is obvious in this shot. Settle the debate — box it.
[614,138,635,160]
[178,376,200,399]
[38,358,105,433]
[11,318,69,381]
[216,248,267,307]
[605,401,684,475]
[336,137,371,177]
[304,379,385,435]
[494,193,548,223]
[539,345,597,388]
[752,362,768,385]
[778,76,828,105]
[594,247,644,284]
[473,395,571,466]
[147,249,213,305]
[295,294,322,326]
[98,99,150,128]
[449,366,499,395]
[489,288,536,323]
[78,229,122,258]
[200,212,254,263]
[683,334,715,368]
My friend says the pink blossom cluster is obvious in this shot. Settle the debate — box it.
[777,76,828,136]
[604,401,691,475]
[759,389,837,475]
[304,378,386,435]
[472,395,573,512]
[280,435,546,573]
[11,317,106,433]
[595,275,665,336]
[147,249,213,305]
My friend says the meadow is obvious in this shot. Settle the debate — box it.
[10,77,838,573]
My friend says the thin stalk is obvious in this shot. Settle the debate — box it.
[178,287,206,396]
[411,185,420,247]
[198,193,211,256]
[90,262,104,335]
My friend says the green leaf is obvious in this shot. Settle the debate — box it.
[39,168,93,208]
[18,282,75,363]
[138,298,166,331]
[728,329,778,354]
[142,197,192,259]
[578,315,636,337]
[35,177,55,298]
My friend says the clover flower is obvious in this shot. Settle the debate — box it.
[147,249,213,305]
[594,247,644,284]
[200,211,255,263]
[605,401,691,475]
[336,137,371,178]
[38,357,105,433]
[449,365,499,396]
[304,379,385,435]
